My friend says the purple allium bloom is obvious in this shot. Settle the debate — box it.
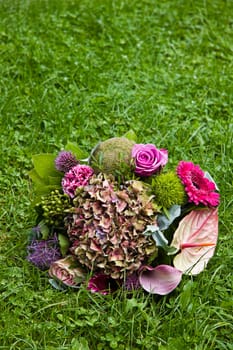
[27,236,62,271]
[55,151,79,173]
[62,165,94,198]
[124,273,141,291]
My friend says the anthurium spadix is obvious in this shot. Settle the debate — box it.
[170,208,218,275]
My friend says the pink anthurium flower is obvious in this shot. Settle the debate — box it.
[139,265,182,295]
[170,208,218,275]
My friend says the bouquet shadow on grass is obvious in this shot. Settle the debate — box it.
[26,130,220,297]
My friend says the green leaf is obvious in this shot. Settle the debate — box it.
[65,142,89,160]
[48,176,62,185]
[58,234,70,256]
[32,154,61,179]
[123,129,137,142]
[38,220,50,240]
[34,184,61,196]
[28,168,47,186]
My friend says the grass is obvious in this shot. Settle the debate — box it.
[0,0,232,348]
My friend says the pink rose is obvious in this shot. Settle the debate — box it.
[49,256,86,287]
[132,144,168,177]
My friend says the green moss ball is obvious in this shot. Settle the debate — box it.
[89,137,135,175]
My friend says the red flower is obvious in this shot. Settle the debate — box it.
[87,273,118,295]
[177,161,219,207]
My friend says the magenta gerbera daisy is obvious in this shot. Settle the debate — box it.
[177,161,220,207]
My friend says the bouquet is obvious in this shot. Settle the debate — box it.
[27,131,220,295]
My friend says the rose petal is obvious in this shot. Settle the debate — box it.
[139,265,182,295]
[132,144,168,177]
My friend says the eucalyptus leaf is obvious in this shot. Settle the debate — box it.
[157,205,181,231]
[143,225,179,255]
[152,230,169,247]
[49,278,67,291]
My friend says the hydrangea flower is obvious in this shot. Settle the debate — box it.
[66,174,158,279]
[177,161,220,207]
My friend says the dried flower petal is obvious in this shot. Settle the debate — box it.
[66,174,158,279]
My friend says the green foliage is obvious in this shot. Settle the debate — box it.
[58,234,70,257]
[64,142,89,160]
[123,129,138,142]
[28,154,63,199]
[0,0,232,349]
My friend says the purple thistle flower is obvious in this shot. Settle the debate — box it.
[124,273,141,291]
[55,151,79,173]
[27,236,62,271]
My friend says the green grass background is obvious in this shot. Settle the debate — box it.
[0,0,232,349]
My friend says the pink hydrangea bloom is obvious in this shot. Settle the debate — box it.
[62,165,94,198]
[177,161,220,207]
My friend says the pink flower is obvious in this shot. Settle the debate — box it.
[177,161,220,207]
[49,256,86,287]
[87,273,117,295]
[62,164,94,198]
[132,144,168,177]
[170,208,218,275]
[139,265,182,295]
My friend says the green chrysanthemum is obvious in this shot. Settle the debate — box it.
[151,171,186,208]
[89,137,135,176]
